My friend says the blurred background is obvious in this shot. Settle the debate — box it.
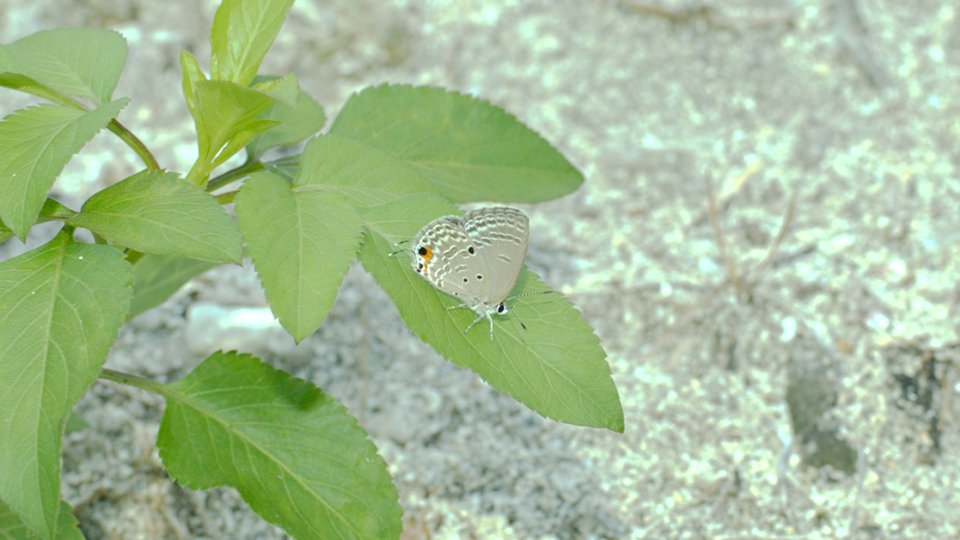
[2,0,959,537]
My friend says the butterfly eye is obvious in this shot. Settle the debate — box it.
[497,303,507,313]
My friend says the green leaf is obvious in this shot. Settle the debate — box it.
[210,0,295,86]
[158,351,402,540]
[252,74,299,105]
[246,75,326,159]
[0,499,84,540]
[186,80,275,185]
[210,119,277,170]
[192,80,275,158]
[179,50,207,115]
[130,254,219,317]
[0,28,127,106]
[70,170,243,263]
[0,499,37,540]
[64,412,89,434]
[0,72,79,109]
[330,84,583,203]
[294,134,435,208]
[0,233,131,539]
[0,198,74,245]
[0,100,129,240]
[359,196,624,431]
[236,172,361,341]
[265,157,299,181]
[36,198,75,221]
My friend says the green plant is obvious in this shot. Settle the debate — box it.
[0,1,623,538]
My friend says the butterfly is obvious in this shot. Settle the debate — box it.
[409,207,529,339]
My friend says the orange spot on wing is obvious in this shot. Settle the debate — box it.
[420,246,433,275]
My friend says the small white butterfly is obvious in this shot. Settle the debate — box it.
[410,207,529,339]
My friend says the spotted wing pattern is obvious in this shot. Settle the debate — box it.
[411,215,475,300]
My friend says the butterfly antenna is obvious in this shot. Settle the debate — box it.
[506,290,554,332]
[512,311,528,331]
[507,289,555,302]
[389,240,413,257]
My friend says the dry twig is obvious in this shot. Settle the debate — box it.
[706,174,743,296]
[748,189,799,285]
[621,1,796,30]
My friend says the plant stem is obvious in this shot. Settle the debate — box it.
[207,160,265,192]
[185,159,210,187]
[100,368,169,396]
[107,119,160,170]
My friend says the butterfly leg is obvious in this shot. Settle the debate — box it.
[463,312,485,335]
[452,305,495,340]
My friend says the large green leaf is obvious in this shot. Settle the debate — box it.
[0,233,131,539]
[330,84,583,203]
[235,172,361,341]
[70,170,243,264]
[158,351,402,540]
[293,134,435,208]
[0,100,129,239]
[359,196,624,431]
[130,254,219,317]
[210,0,295,86]
[0,28,127,106]
[246,75,326,159]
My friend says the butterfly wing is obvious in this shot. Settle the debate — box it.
[411,215,477,301]
[461,207,529,307]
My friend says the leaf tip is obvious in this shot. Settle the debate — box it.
[608,412,626,433]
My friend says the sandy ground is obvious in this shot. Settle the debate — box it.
[2,0,960,538]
